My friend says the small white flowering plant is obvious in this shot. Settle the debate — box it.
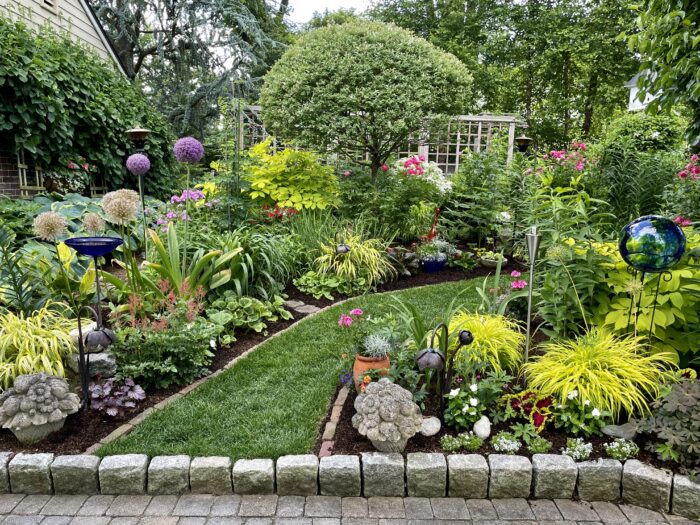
[553,390,611,438]
[491,431,522,454]
[603,439,639,461]
[444,385,486,430]
[562,437,593,461]
[440,431,484,453]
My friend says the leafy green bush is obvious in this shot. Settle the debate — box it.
[600,111,687,152]
[261,21,472,174]
[440,431,484,453]
[0,197,40,243]
[641,378,700,470]
[0,16,175,197]
[113,319,215,390]
[245,139,339,210]
[526,329,675,417]
[527,436,553,454]
[604,439,639,461]
[206,293,292,345]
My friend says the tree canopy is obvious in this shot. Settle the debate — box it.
[628,0,700,146]
[260,21,472,174]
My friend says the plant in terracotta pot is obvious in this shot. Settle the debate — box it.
[353,333,393,393]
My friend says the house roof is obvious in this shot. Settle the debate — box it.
[80,0,130,79]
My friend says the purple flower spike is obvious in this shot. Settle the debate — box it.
[126,153,151,176]
[173,137,204,163]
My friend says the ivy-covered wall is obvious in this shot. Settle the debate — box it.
[0,15,176,198]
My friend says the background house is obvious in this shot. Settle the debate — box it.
[0,0,126,198]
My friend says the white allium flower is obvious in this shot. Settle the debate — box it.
[591,408,601,418]
[449,388,460,398]
[33,212,67,241]
[469,397,478,407]
[470,384,478,393]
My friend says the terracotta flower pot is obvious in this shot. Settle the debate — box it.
[353,355,390,393]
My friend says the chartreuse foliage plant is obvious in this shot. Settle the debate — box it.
[0,304,77,390]
[447,312,524,373]
[0,16,175,196]
[245,139,340,210]
[260,21,472,174]
[525,329,675,417]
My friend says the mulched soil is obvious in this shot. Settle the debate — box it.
[1,262,493,454]
[322,386,676,472]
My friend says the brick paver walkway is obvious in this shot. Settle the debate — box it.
[0,494,695,525]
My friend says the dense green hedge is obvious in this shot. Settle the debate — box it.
[0,16,175,197]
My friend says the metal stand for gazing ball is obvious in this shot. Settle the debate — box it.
[64,237,123,409]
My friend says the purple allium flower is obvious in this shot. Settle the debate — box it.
[125,153,151,176]
[173,137,204,163]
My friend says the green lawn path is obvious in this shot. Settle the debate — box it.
[97,279,480,458]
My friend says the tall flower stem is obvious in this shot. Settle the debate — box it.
[181,166,190,275]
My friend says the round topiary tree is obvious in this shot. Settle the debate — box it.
[260,22,473,175]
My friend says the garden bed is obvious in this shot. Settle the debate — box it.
[320,383,675,472]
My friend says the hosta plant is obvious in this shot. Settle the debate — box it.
[525,329,674,417]
[89,378,146,417]
[447,312,524,372]
[206,294,292,345]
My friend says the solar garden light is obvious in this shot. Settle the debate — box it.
[524,225,540,368]
[415,323,473,420]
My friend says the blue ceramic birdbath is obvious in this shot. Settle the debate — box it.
[64,236,122,409]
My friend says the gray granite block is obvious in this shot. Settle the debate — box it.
[9,453,54,494]
[148,456,190,495]
[361,453,404,497]
[98,455,148,495]
[447,454,488,498]
[531,454,577,499]
[576,458,622,501]
[319,456,360,497]
[51,455,100,494]
[405,453,445,498]
[233,459,274,495]
[276,455,318,496]
[622,459,672,512]
[672,474,700,519]
[488,454,532,499]
[0,452,13,493]
[189,457,232,494]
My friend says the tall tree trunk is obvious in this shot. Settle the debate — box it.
[582,71,598,137]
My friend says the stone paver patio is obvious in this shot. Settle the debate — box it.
[0,494,695,525]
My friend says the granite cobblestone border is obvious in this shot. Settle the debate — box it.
[0,452,697,519]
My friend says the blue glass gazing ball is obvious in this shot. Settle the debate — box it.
[618,215,686,273]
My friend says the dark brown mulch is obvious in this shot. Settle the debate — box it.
[324,387,675,471]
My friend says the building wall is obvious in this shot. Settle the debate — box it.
[2,0,112,63]
[0,152,20,198]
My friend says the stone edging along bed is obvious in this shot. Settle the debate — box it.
[0,451,699,519]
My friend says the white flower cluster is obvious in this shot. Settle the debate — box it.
[562,437,593,461]
[603,438,639,461]
[491,432,521,454]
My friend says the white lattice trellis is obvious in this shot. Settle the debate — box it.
[240,106,524,173]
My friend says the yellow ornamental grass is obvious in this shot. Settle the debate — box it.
[448,312,524,372]
[525,329,675,417]
[0,304,77,390]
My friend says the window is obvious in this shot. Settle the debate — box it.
[41,0,59,14]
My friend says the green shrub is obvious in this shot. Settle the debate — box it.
[206,293,292,345]
[260,21,472,174]
[0,16,175,197]
[527,436,553,454]
[601,111,687,152]
[604,439,639,461]
[245,139,340,210]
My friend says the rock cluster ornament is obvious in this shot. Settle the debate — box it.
[352,378,423,452]
[0,373,80,443]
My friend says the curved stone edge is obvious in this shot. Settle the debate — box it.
[1,451,694,518]
[86,300,348,455]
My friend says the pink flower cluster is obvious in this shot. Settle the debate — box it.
[402,155,427,176]
[540,142,588,173]
[674,215,693,228]
[678,154,699,180]
[338,308,363,327]
[509,270,528,289]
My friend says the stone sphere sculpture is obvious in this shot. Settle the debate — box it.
[352,378,423,452]
[619,215,686,273]
[0,373,80,444]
